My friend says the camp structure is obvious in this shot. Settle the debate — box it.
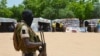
[0,18,17,32]
[52,18,80,27]
[31,17,51,32]
[83,19,100,32]
[52,18,80,32]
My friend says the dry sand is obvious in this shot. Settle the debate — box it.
[0,32,100,56]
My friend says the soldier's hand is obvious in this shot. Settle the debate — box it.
[38,46,42,52]
[42,43,46,48]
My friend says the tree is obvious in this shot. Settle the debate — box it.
[41,7,56,20]
[23,0,68,19]
[84,2,94,19]
[0,0,13,18]
[0,0,99,21]
[0,0,7,8]
[92,2,100,18]
[10,5,24,21]
[68,2,85,19]
[23,0,47,17]
[58,9,75,18]
[92,0,99,3]
[0,8,13,17]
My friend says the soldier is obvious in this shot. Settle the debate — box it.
[13,9,43,56]
[59,22,64,32]
[52,21,56,32]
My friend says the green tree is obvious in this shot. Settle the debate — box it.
[0,8,13,17]
[2,0,97,21]
[0,0,13,18]
[58,9,75,18]
[92,2,100,18]
[42,7,56,20]
[0,0,7,8]
[68,2,85,19]
[10,5,24,21]
[23,0,68,19]
[23,0,46,17]
[84,2,94,19]
[92,0,99,3]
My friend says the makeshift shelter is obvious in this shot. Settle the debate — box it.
[52,18,80,32]
[83,19,100,32]
[0,18,17,32]
[31,17,51,32]
[52,18,80,27]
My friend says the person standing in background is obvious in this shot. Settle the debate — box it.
[97,20,100,32]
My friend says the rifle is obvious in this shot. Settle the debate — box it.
[38,31,47,56]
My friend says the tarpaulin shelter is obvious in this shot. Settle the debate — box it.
[0,18,17,32]
[52,18,80,32]
[31,17,51,32]
[83,19,100,32]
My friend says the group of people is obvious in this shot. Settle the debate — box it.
[52,21,65,32]
[85,20,100,32]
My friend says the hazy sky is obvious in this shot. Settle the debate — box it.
[7,0,23,7]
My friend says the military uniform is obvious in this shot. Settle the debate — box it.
[13,9,42,56]
[20,22,37,56]
[52,22,56,32]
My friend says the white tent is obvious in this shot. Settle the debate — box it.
[31,17,51,32]
[0,17,17,23]
[0,18,17,32]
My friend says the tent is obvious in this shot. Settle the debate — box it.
[0,18,17,32]
[31,17,51,32]
[52,18,80,32]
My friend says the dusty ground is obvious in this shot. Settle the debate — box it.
[0,32,100,56]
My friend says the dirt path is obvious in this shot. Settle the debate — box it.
[0,32,100,56]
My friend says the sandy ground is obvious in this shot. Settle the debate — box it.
[0,32,100,56]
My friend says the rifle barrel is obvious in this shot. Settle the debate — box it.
[40,31,45,43]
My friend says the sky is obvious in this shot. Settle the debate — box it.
[7,0,23,7]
